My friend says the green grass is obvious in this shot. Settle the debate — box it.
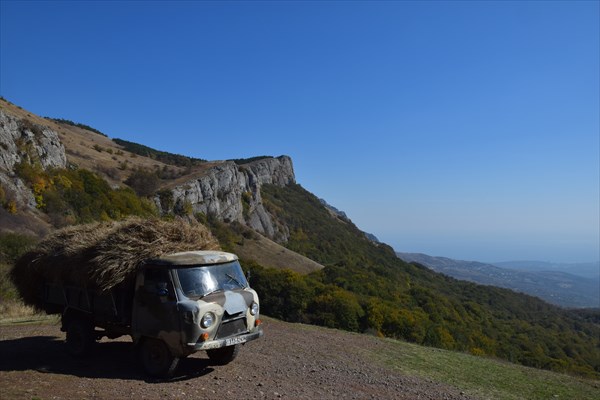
[0,313,58,326]
[273,318,599,399]
[0,261,49,324]
[371,337,600,400]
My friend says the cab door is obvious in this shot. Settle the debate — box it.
[132,267,181,350]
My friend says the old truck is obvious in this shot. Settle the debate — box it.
[42,250,263,377]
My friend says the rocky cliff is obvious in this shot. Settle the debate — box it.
[0,109,67,210]
[0,100,298,241]
[158,156,295,242]
[0,110,67,172]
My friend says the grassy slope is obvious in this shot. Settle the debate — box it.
[232,232,324,274]
[374,336,600,400]
[0,97,221,189]
[291,320,600,400]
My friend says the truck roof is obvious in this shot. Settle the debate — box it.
[148,251,238,266]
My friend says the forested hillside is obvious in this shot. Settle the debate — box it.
[225,183,599,378]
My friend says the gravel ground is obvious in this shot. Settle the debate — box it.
[0,317,478,400]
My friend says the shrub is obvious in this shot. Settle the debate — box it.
[45,117,107,136]
[173,199,194,217]
[113,138,206,167]
[243,261,313,323]
[16,164,158,225]
[124,168,160,197]
[18,119,43,137]
[157,189,174,213]
[0,232,38,264]
[94,165,120,180]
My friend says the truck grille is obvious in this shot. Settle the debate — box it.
[215,317,247,339]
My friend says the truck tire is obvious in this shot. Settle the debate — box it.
[65,318,95,357]
[139,338,179,378]
[207,344,239,365]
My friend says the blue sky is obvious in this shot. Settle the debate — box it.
[1,1,598,263]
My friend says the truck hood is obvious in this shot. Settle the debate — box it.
[199,289,256,314]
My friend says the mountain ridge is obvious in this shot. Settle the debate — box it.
[0,97,294,240]
[493,260,600,279]
[397,252,599,308]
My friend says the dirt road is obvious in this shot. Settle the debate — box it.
[0,317,476,400]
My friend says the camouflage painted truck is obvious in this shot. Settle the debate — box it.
[42,250,263,377]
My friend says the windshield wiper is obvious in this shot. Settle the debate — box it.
[226,273,245,288]
[201,288,224,298]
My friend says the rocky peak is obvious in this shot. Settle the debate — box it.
[157,156,295,242]
[240,155,295,187]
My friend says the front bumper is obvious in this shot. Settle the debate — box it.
[189,328,263,351]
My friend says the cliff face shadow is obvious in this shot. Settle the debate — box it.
[0,335,214,382]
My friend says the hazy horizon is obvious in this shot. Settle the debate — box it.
[1,1,598,264]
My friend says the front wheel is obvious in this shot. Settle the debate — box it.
[207,345,239,365]
[139,338,179,378]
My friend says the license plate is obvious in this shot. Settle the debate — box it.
[225,336,247,346]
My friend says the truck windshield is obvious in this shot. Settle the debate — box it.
[176,261,249,299]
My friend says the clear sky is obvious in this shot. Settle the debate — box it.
[1,1,598,263]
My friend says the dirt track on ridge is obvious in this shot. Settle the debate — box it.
[0,317,477,400]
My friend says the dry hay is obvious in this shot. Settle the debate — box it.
[11,217,220,310]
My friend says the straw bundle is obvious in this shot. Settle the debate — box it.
[11,217,220,309]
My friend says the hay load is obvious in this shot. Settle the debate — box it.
[11,217,220,310]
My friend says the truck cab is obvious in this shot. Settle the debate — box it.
[133,250,262,376]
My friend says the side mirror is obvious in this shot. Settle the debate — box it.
[246,270,252,283]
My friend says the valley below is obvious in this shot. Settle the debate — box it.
[397,253,600,308]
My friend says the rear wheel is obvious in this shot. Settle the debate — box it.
[65,318,95,357]
[139,338,179,378]
[207,344,239,365]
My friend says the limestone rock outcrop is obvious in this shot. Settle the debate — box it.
[158,156,295,242]
[0,110,67,211]
[0,110,66,172]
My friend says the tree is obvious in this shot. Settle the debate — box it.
[310,287,364,332]
[124,168,160,197]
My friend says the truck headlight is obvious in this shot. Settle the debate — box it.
[201,312,215,328]
[250,302,259,316]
